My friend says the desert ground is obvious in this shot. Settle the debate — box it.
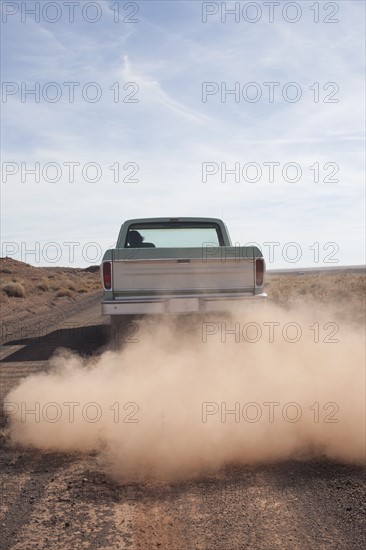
[0,258,365,550]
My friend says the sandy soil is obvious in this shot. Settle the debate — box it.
[1,257,100,345]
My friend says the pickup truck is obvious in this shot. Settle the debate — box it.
[101,217,266,319]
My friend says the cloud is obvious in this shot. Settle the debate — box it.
[120,54,212,126]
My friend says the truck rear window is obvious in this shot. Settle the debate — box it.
[125,223,223,248]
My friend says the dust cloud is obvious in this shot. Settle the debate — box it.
[4,302,365,481]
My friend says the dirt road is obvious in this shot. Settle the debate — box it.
[1,295,365,550]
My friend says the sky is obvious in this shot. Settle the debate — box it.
[1,0,365,268]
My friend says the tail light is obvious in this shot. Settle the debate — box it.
[255,258,264,286]
[103,261,112,290]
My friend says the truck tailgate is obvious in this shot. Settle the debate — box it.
[108,247,260,294]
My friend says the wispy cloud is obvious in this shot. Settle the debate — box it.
[121,54,212,126]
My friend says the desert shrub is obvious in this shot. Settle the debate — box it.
[2,281,26,298]
[77,287,88,293]
[91,282,102,289]
[61,278,76,291]
[52,277,80,292]
[1,268,12,274]
[56,288,74,298]
[37,280,50,292]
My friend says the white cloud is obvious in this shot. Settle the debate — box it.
[120,54,213,126]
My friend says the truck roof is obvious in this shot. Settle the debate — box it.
[122,217,224,225]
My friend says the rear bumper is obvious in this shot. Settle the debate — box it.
[102,292,267,315]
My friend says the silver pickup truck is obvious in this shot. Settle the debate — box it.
[101,217,266,319]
